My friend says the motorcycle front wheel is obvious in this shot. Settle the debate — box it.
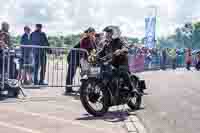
[80,79,110,117]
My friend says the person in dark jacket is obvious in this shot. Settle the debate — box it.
[20,26,33,84]
[98,26,133,91]
[21,26,31,66]
[65,28,96,94]
[30,24,49,85]
[65,42,81,93]
[161,48,167,70]
[196,53,200,71]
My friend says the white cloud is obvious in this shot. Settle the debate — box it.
[0,0,199,37]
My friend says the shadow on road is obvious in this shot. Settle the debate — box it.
[76,111,129,123]
[76,105,145,123]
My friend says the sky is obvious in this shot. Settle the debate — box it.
[0,0,200,38]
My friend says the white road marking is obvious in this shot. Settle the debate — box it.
[0,121,43,133]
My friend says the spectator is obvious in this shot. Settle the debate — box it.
[0,22,11,47]
[0,22,17,79]
[65,42,81,94]
[195,52,200,71]
[169,48,177,70]
[0,32,8,75]
[185,48,192,70]
[80,27,96,53]
[20,26,33,84]
[146,50,152,69]
[65,27,96,94]
[30,24,49,85]
[161,48,167,70]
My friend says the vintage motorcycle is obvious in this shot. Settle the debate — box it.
[79,51,146,117]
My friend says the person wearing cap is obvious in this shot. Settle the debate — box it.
[80,27,96,53]
[98,26,134,91]
[30,24,49,85]
[98,26,128,67]
[65,41,82,94]
[65,28,96,94]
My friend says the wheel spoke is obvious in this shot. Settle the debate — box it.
[86,83,104,111]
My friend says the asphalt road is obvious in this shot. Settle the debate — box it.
[2,66,200,133]
[0,95,128,133]
[136,68,200,133]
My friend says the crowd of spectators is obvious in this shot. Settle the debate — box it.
[128,45,200,72]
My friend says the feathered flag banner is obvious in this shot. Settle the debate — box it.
[145,17,156,49]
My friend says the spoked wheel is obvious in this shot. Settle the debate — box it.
[80,79,110,117]
[127,92,142,110]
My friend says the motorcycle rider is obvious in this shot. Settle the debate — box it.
[98,26,128,66]
[98,26,134,91]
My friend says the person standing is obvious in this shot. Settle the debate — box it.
[0,22,17,79]
[161,48,167,70]
[20,26,32,84]
[21,26,32,65]
[0,22,11,47]
[195,52,200,71]
[170,48,177,70]
[185,48,192,70]
[80,27,96,53]
[65,27,96,94]
[30,24,49,85]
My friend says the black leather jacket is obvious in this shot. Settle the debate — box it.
[98,38,128,68]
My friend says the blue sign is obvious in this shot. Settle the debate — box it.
[145,17,156,48]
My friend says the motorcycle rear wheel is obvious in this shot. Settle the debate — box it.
[127,93,142,110]
[80,79,110,117]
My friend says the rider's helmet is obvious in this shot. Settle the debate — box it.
[103,26,121,40]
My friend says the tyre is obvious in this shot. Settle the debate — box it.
[80,79,110,117]
[127,93,142,110]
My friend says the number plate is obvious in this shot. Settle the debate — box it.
[90,67,101,75]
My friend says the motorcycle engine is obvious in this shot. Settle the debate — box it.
[118,78,131,104]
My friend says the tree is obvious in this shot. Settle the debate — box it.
[127,37,139,44]
[64,36,73,45]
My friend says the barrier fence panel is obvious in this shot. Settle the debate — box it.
[0,48,17,92]
[127,49,198,72]
[18,46,88,90]
[0,49,6,91]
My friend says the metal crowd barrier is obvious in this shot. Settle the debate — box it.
[18,45,88,91]
[128,52,189,73]
[0,45,196,93]
[0,49,15,90]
